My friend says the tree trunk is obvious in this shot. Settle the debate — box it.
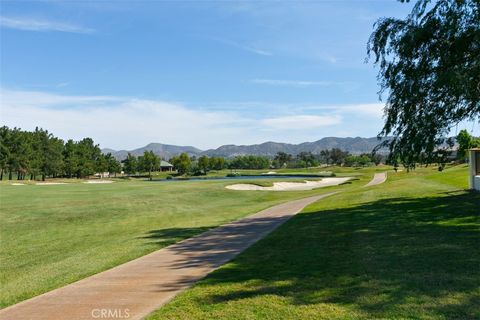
[149,169,152,181]
[0,169,3,181]
[42,174,46,181]
[8,171,12,180]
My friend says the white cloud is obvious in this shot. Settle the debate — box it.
[261,115,341,130]
[241,46,272,56]
[0,16,94,33]
[251,79,351,87]
[56,82,70,88]
[210,37,273,56]
[344,103,384,117]
[300,103,385,117]
[0,88,386,149]
[0,88,119,107]
[0,88,249,150]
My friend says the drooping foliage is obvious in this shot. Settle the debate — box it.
[368,0,480,167]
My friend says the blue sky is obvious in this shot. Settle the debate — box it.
[3,0,473,150]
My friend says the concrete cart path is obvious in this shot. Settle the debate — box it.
[364,172,387,187]
[0,192,338,320]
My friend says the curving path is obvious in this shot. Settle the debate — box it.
[364,172,387,187]
[0,192,338,320]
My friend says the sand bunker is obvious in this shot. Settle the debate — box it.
[36,182,68,185]
[226,177,351,191]
[83,180,114,184]
[11,183,25,186]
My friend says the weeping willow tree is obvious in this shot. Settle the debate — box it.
[368,0,480,168]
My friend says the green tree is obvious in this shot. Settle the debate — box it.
[139,151,160,181]
[368,0,480,166]
[457,129,475,160]
[357,154,371,167]
[6,128,32,180]
[32,128,64,180]
[329,148,349,166]
[296,152,317,168]
[235,155,269,169]
[274,152,292,168]
[28,129,43,180]
[198,155,210,175]
[63,140,79,178]
[474,137,480,148]
[344,155,356,167]
[371,153,384,166]
[171,152,192,175]
[44,135,64,179]
[106,153,121,177]
[96,154,109,177]
[319,149,332,165]
[0,126,11,180]
[122,153,138,176]
[209,157,225,170]
[75,138,101,178]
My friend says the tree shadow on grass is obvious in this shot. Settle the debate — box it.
[141,226,214,247]
[177,191,480,319]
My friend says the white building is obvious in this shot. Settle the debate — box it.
[469,148,480,191]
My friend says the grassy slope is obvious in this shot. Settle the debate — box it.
[150,164,480,320]
[0,171,374,308]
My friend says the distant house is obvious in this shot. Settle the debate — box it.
[160,160,174,172]
[469,148,480,191]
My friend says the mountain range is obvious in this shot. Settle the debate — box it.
[102,137,387,161]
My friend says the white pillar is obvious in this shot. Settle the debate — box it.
[470,150,478,190]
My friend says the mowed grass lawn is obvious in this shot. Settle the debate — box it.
[0,173,368,308]
[150,165,480,320]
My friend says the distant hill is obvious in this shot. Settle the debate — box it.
[202,137,387,158]
[103,137,387,160]
[103,143,202,161]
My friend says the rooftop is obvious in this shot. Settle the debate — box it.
[160,160,173,167]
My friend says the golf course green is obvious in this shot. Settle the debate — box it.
[0,170,366,308]
[1,165,478,320]
[149,164,479,319]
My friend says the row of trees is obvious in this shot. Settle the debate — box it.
[272,149,384,169]
[4,126,476,181]
[122,152,227,177]
[173,154,270,174]
[227,155,270,170]
[124,151,375,178]
[0,126,121,180]
[122,151,167,180]
[0,126,389,181]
